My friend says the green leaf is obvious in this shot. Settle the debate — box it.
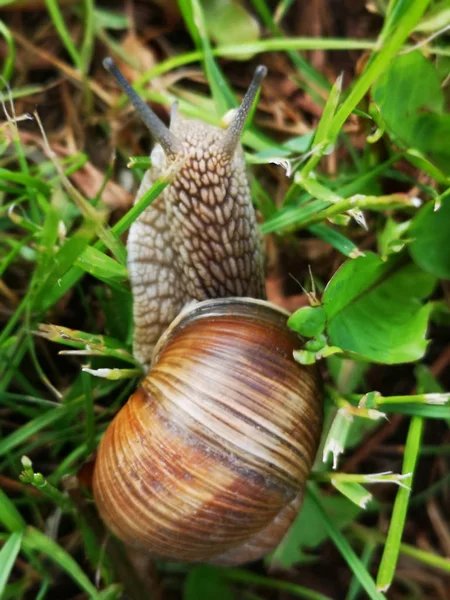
[373,51,450,173]
[409,199,450,279]
[288,306,327,337]
[323,253,436,363]
[0,531,23,597]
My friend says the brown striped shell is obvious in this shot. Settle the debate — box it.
[92,298,323,565]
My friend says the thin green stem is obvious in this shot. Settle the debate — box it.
[376,416,424,591]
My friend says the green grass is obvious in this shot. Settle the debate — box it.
[1,1,449,599]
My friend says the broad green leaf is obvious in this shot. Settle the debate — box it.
[409,199,450,279]
[373,52,450,173]
[323,253,436,363]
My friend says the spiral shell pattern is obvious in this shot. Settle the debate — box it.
[93,298,322,564]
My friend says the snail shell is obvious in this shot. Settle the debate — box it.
[93,298,323,565]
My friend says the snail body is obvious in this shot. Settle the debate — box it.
[104,58,266,367]
[93,60,323,566]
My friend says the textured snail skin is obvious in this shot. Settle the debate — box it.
[128,118,265,368]
[93,299,323,565]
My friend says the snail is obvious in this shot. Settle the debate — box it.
[92,59,323,566]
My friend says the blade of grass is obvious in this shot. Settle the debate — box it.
[45,0,82,71]
[0,405,80,457]
[215,566,331,600]
[345,541,377,600]
[34,112,126,265]
[215,38,377,56]
[80,0,95,73]
[179,0,235,114]
[0,20,15,81]
[311,73,343,152]
[307,484,385,600]
[81,371,95,455]
[40,175,169,312]
[376,416,424,592]
[0,489,26,532]
[301,0,432,178]
[352,523,450,575]
[309,224,363,258]
[74,245,129,282]
[23,527,101,599]
[31,221,97,311]
[250,0,330,99]
[0,531,23,598]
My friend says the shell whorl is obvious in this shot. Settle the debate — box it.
[92,299,323,564]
